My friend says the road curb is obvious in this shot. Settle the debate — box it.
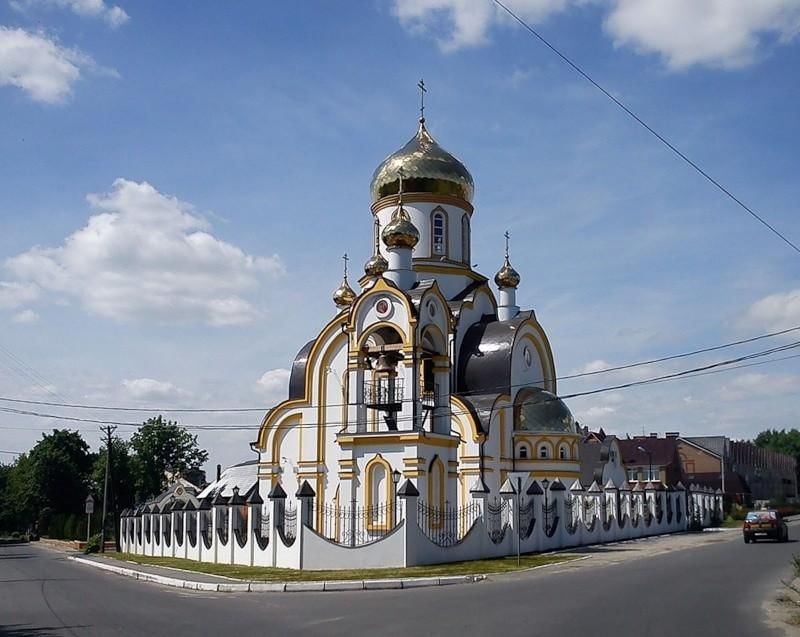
[67,556,487,593]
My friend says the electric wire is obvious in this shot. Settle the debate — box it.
[0,324,796,415]
[0,341,797,434]
[491,0,800,256]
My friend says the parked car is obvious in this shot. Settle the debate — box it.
[743,510,788,543]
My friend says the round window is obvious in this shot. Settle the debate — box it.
[427,301,436,318]
[523,346,532,368]
[375,298,392,318]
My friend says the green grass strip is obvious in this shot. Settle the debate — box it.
[100,551,578,581]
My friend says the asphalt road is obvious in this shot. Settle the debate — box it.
[1,528,797,637]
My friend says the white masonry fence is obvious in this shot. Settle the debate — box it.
[119,479,724,570]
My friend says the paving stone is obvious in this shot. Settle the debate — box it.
[284,581,325,592]
[323,580,364,591]
[363,579,402,590]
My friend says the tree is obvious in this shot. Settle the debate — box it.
[754,428,800,490]
[754,429,800,460]
[130,416,208,502]
[28,429,94,514]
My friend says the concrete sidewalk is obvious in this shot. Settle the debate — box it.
[68,554,485,593]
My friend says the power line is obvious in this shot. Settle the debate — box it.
[0,340,796,434]
[491,0,800,256]
[0,324,796,415]
[555,324,800,382]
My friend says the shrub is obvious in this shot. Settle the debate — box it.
[84,533,102,554]
[792,554,800,579]
[731,505,751,521]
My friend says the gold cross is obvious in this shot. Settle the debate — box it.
[418,78,427,123]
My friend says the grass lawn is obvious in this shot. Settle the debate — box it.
[100,551,579,581]
[722,516,744,529]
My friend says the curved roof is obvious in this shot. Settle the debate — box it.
[515,387,577,434]
[370,121,474,203]
[288,339,314,400]
[456,311,535,395]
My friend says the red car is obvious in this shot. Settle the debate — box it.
[743,510,789,543]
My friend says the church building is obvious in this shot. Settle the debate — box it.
[255,105,581,521]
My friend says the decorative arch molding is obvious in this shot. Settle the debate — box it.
[428,455,445,509]
[356,321,409,351]
[537,440,554,459]
[256,313,348,448]
[516,439,533,460]
[420,323,447,355]
[347,278,417,338]
[365,454,394,526]
[450,395,484,444]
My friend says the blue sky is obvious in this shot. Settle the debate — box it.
[0,0,798,470]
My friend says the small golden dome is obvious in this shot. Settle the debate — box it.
[370,121,474,204]
[333,279,356,308]
[333,253,357,308]
[364,252,388,277]
[494,257,520,289]
[382,205,420,249]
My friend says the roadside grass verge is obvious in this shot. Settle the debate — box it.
[99,551,578,581]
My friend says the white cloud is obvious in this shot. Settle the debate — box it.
[3,178,285,326]
[122,378,187,401]
[392,0,800,69]
[605,0,800,70]
[255,368,290,400]
[580,405,617,420]
[0,281,39,309]
[0,26,97,103]
[741,289,800,333]
[718,372,800,400]
[574,359,610,374]
[392,0,568,51]
[11,0,129,27]
[11,309,39,324]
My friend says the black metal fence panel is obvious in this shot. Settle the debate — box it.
[416,500,480,547]
[313,501,402,547]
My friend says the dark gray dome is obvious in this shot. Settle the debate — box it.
[515,388,576,434]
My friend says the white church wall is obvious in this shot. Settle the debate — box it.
[300,522,406,570]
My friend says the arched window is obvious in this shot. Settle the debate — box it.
[539,444,550,459]
[432,209,446,256]
[519,445,528,459]
[461,214,470,264]
[559,445,569,460]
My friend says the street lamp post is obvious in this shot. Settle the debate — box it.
[637,445,654,482]
[392,469,401,524]
[542,478,550,534]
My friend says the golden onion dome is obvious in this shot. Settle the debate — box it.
[494,257,521,289]
[364,252,388,277]
[370,121,474,204]
[382,205,420,249]
[332,279,356,308]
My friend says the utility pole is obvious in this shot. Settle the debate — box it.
[100,424,117,553]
